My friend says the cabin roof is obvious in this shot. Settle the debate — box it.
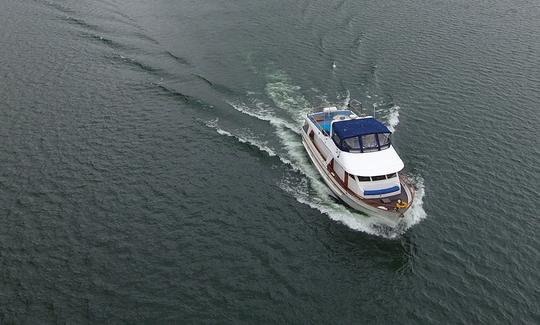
[333,118,390,139]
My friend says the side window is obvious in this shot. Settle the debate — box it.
[357,175,371,182]
[302,121,309,133]
[386,173,397,179]
[371,175,386,181]
[378,133,391,149]
[332,133,341,147]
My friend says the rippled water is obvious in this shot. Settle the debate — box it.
[1,0,539,323]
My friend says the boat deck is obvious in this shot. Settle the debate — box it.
[308,110,352,135]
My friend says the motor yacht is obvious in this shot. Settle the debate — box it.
[301,107,415,227]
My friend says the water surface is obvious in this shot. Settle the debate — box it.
[0,0,539,323]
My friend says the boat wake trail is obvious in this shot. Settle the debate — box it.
[212,70,425,237]
[204,119,278,158]
[373,102,401,132]
[402,175,427,229]
[385,104,400,133]
[264,70,314,126]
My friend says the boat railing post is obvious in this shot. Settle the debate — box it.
[349,99,363,116]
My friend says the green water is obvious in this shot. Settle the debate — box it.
[0,0,538,323]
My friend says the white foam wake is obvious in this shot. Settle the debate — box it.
[402,175,427,229]
[227,100,299,133]
[279,176,386,236]
[265,70,313,126]
[204,118,300,171]
[386,105,400,132]
[218,70,425,237]
[372,102,401,132]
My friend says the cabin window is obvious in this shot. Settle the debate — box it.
[332,133,341,146]
[343,137,361,152]
[361,134,379,152]
[371,175,386,181]
[378,133,391,149]
[355,174,397,181]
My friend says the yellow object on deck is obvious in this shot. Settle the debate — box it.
[395,200,408,209]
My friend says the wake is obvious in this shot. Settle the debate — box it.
[210,70,426,238]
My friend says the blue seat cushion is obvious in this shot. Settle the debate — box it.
[320,121,332,133]
[364,186,400,196]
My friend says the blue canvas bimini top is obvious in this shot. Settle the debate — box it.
[332,118,390,139]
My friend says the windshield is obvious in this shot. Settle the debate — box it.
[338,132,391,152]
[361,134,378,152]
[343,137,361,152]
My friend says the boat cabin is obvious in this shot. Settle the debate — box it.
[304,109,403,199]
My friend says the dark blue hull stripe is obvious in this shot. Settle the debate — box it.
[364,186,400,196]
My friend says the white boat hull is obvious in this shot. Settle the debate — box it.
[302,133,411,228]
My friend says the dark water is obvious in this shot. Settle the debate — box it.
[1,0,539,323]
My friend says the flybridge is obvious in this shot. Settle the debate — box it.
[332,118,390,138]
[332,118,392,153]
[308,109,392,153]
